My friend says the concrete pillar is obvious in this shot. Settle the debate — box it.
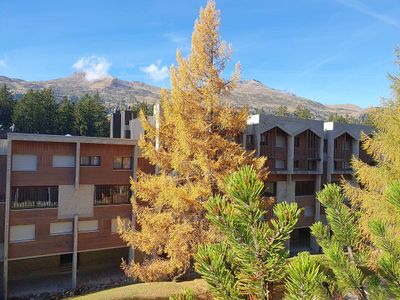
[110,114,114,138]
[287,135,294,173]
[75,142,80,190]
[326,132,334,183]
[121,110,126,139]
[242,132,246,149]
[3,138,12,300]
[255,124,260,157]
[318,137,324,173]
[72,214,79,289]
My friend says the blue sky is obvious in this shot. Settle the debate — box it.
[0,0,399,108]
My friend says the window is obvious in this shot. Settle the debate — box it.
[294,160,300,169]
[50,222,73,235]
[60,253,80,268]
[53,155,75,168]
[113,157,132,170]
[294,136,300,147]
[275,160,285,170]
[12,154,37,171]
[78,220,98,232]
[295,181,315,196]
[303,206,314,217]
[307,160,317,170]
[260,134,268,146]
[264,182,276,197]
[10,225,35,242]
[246,135,254,146]
[276,135,286,148]
[80,156,101,166]
[11,186,58,209]
[94,185,131,205]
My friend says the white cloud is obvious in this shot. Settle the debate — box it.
[73,56,111,81]
[140,60,169,81]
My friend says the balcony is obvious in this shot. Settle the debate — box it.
[11,186,58,209]
[294,130,320,172]
[94,185,131,205]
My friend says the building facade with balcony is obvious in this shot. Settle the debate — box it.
[0,133,154,299]
[245,114,373,253]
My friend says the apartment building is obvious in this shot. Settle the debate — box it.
[0,133,154,299]
[245,114,373,252]
[112,109,373,254]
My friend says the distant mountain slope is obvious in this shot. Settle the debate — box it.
[0,73,363,118]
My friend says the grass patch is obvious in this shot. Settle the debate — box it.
[70,279,210,300]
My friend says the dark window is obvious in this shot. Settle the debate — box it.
[246,135,254,145]
[294,137,300,147]
[113,157,132,170]
[12,186,58,209]
[264,182,276,197]
[260,134,268,146]
[80,156,101,166]
[125,130,131,139]
[295,181,315,196]
[294,160,300,169]
[94,185,131,205]
[307,160,317,170]
[60,253,80,269]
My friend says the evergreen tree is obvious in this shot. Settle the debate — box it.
[0,85,15,130]
[274,105,291,117]
[74,93,109,137]
[13,88,58,134]
[195,166,300,300]
[326,113,350,123]
[118,1,265,282]
[284,252,328,300]
[292,105,313,119]
[56,96,75,135]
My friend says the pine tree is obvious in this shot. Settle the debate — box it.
[13,88,58,134]
[118,1,265,282]
[195,166,300,300]
[274,105,291,117]
[284,252,328,300]
[74,93,109,137]
[0,84,15,130]
[57,96,75,135]
[292,105,313,120]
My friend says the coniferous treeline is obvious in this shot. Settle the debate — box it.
[0,85,152,137]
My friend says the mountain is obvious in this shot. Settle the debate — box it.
[0,73,363,118]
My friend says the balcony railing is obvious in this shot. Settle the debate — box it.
[94,185,131,205]
[11,186,58,209]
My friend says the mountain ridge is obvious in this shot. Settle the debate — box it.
[0,73,364,119]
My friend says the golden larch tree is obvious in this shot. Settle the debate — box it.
[118,1,265,282]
